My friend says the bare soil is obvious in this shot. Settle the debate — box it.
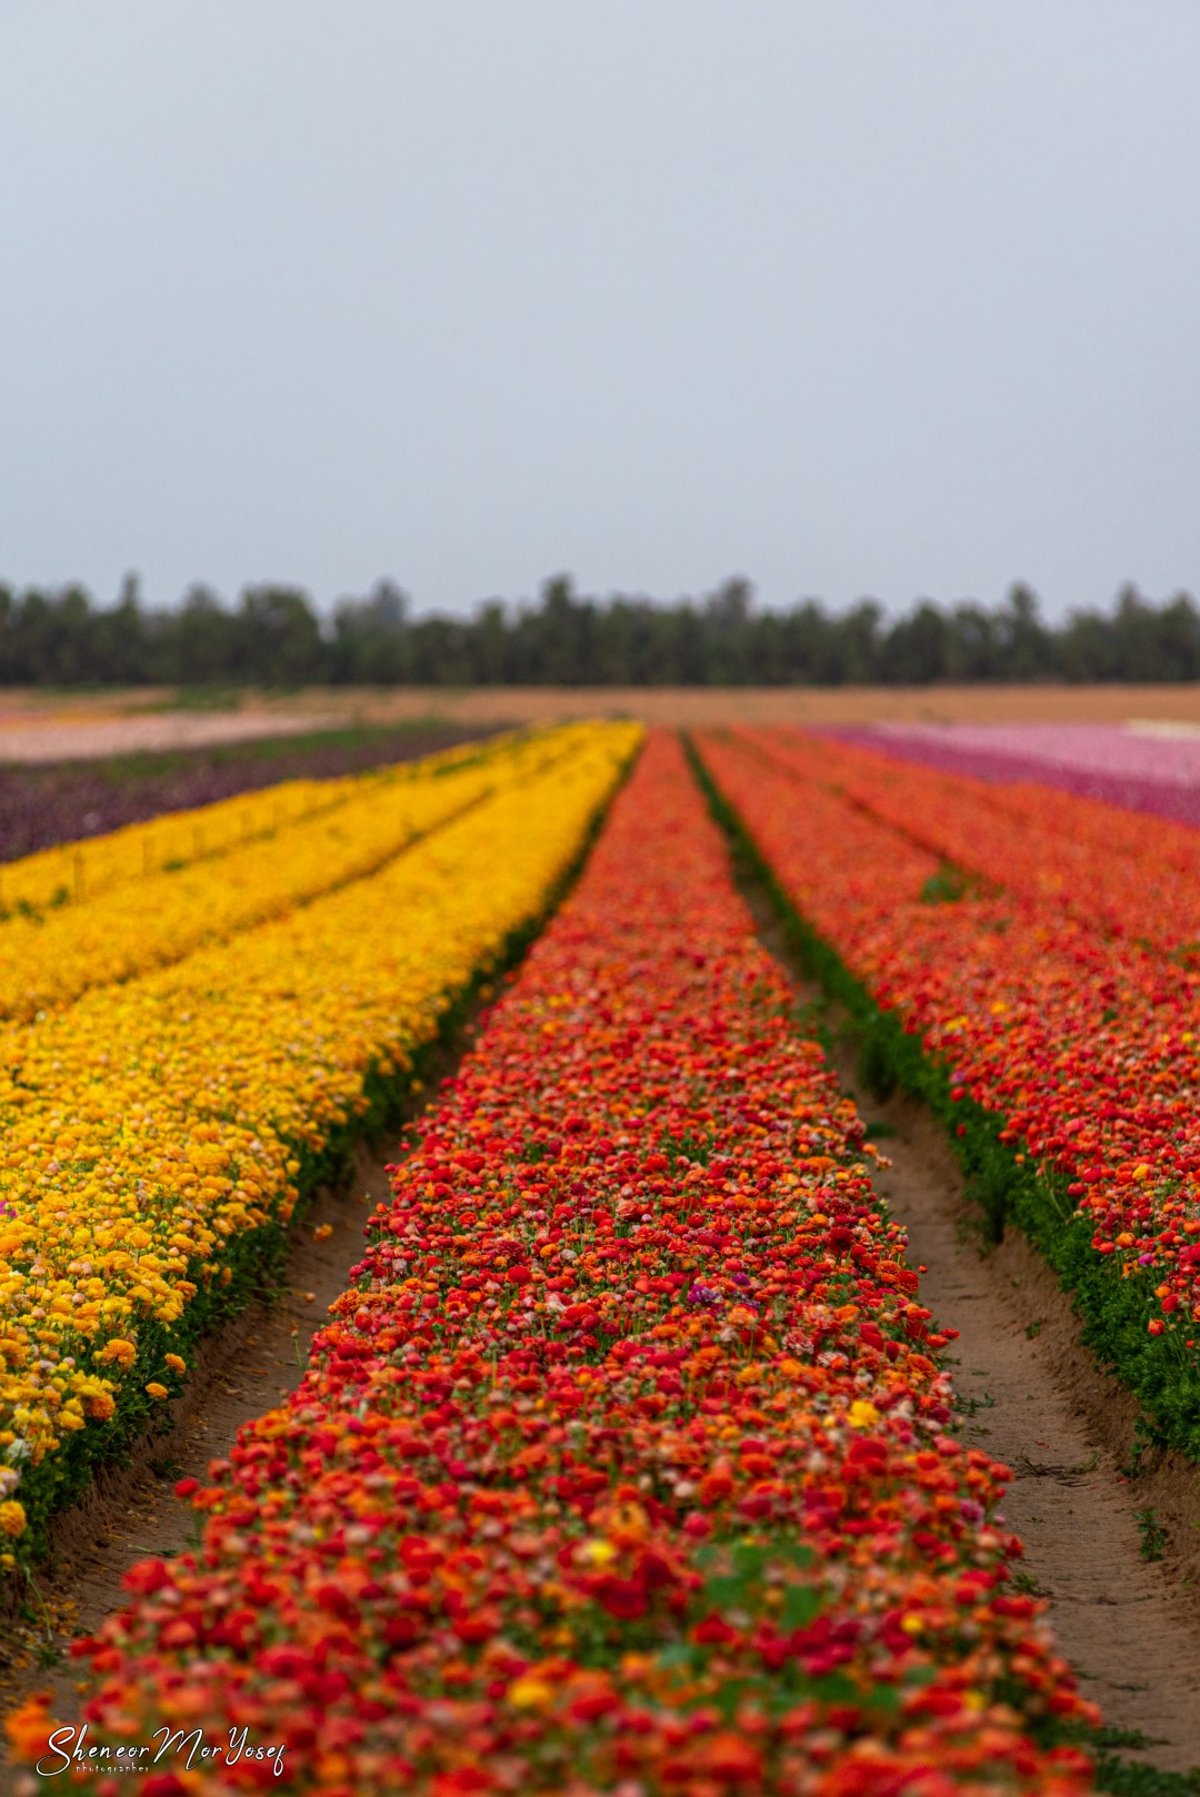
[0,707,349,763]
[3,682,1200,757]
[864,1091,1200,1772]
[334,681,1200,728]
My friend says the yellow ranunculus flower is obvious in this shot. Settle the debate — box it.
[0,1500,26,1538]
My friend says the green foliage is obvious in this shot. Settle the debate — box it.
[4,574,1200,686]
[919,863,972,904]
[1091,1751,1200,1796]
[1135,1508,1168,1561]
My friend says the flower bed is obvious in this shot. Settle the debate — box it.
[8,734,1097,1793]
[0,729,567,1021]
[0,722,503,863]
[0,723,638,1568]
[751,726,1200,956]
[829,722,1200,831]
[694,728,1200,1455]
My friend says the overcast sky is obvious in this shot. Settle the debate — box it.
[3,2,1198,618]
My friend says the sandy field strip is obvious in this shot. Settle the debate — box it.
[0,709,346,762]
[248,681,1200,727]
[3,682,1200,758]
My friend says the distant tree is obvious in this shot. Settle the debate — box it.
[1105,583,1200,683]
[1058,606,1117,681]
[881,601,951,684]
[160,584,239,684]
[943,602,1000,680]
[1,570,1199,688]
[237,586,324,685]
[330,579,412,684]
[839,601,884,684]
[408,614,473,684]
[533,576,593,685]
[997,583,1054,680]
[1156,592,1200,680]
[464,601,512,684]
[87,572,147,682]
[703,578,755,683]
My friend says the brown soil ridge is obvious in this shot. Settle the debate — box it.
[5,682,1200,749]
[334,681,1200,728]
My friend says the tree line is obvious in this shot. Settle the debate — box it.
[2,574,1198,686]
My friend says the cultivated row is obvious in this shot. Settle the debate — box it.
[0,721,498,863]
[0,730,548,1020]
[762,727,1200,955]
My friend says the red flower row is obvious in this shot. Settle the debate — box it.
[805,726,1200,955]
[696,727,1200,1356]
[9,733,1096,1794]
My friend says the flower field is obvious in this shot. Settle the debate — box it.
[0,721,638,1567]
[832,722,1200,829]
[0,729,544,1019]
[0,720,501,863]
[4,733,1105,1794]
[0,715,506,862]
[693,726,1200,1453]
[738,727,1200,956]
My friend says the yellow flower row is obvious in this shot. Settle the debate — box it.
[0,720,640,1552]
[0,728,572,1022]
[0,728,521,919]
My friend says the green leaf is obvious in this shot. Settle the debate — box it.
[780,1585,823,1631]
[702,1574,745,1608]
[812,1672,860,1704]
[731,1541,768,1580]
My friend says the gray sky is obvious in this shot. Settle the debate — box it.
[3,2,1198,618]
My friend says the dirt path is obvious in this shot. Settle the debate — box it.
[860,1089,1200,1771]
[0,708,350,762]
[288,682,1200,729]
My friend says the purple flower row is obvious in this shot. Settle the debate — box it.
[825,723,1200,829]
[0,722,500,862]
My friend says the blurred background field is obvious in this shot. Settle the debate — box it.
[2,681,1200,762]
